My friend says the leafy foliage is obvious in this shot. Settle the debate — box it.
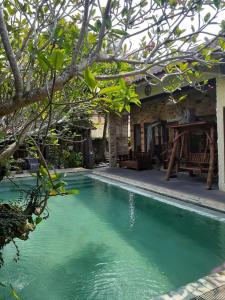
[61,151,83,168]
[0,161,79,269]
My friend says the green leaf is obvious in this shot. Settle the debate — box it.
[213,0,221,8]
[66,189,80,195]
[35,216,43,225]
[6,5,15,15]
[174,26,184,36]
[178,94,187,102]
[111,29,128,36]
[51,49,64,70]
[94,19,102,32]
[50,174,58,180]
[88,24,98,32]
[121,7,128,17]
[99,85,121,95]
[219,38,225,50]
[221,20,225,31]
[84,67,97,90]
[54,181,66,189]
[10,288,21,300]
[39,165,48,177]
[37,53,52,72]
[140,0,148,7]
[50,189,57,196]
[125,105,130,112]
[130,97,141,106]
[179,62,188,71]
[119,78,126,90]
[54,172,66,180]
[169,0,177,6]
[191,62,199,67]
[204,12,211,23]
[88,32,97,44]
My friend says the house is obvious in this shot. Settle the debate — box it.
[107,66,225,192]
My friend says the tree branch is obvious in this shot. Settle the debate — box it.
[94,0,112,55]
[0,124,30,163]
[0,8,23,100]
[71,0,90,66]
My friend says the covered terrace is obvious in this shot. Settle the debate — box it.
[107,71,225,195]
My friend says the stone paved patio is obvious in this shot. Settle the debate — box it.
[92,167,225,213]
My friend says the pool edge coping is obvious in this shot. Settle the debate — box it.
[153,270,225,300]
[8,167,88,178]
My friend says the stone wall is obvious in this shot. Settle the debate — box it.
[115,114,129,155]
[108,113,129,167]
[130,84,216,151]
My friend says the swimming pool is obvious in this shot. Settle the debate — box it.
[1,173,225,299]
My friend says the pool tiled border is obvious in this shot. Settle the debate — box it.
[153,271,225,299]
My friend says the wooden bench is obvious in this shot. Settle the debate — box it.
[179,153,211,175]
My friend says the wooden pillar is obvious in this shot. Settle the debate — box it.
[108,113,117,167]
[165,130,179,180]
[206,126,215,190]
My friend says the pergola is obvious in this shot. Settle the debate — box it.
[165,121,216,189]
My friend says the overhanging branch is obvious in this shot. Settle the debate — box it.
[0,8,23,100]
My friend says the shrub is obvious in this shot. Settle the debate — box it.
[62,151,83,168]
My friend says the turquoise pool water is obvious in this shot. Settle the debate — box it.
[1,174,225,300]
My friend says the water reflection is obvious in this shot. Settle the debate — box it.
[129,192,135,229]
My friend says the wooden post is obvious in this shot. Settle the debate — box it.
[207,126,215,190]
[165,130,179,180]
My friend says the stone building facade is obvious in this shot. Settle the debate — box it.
[130,82,216,152]
[108,75,225,193]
